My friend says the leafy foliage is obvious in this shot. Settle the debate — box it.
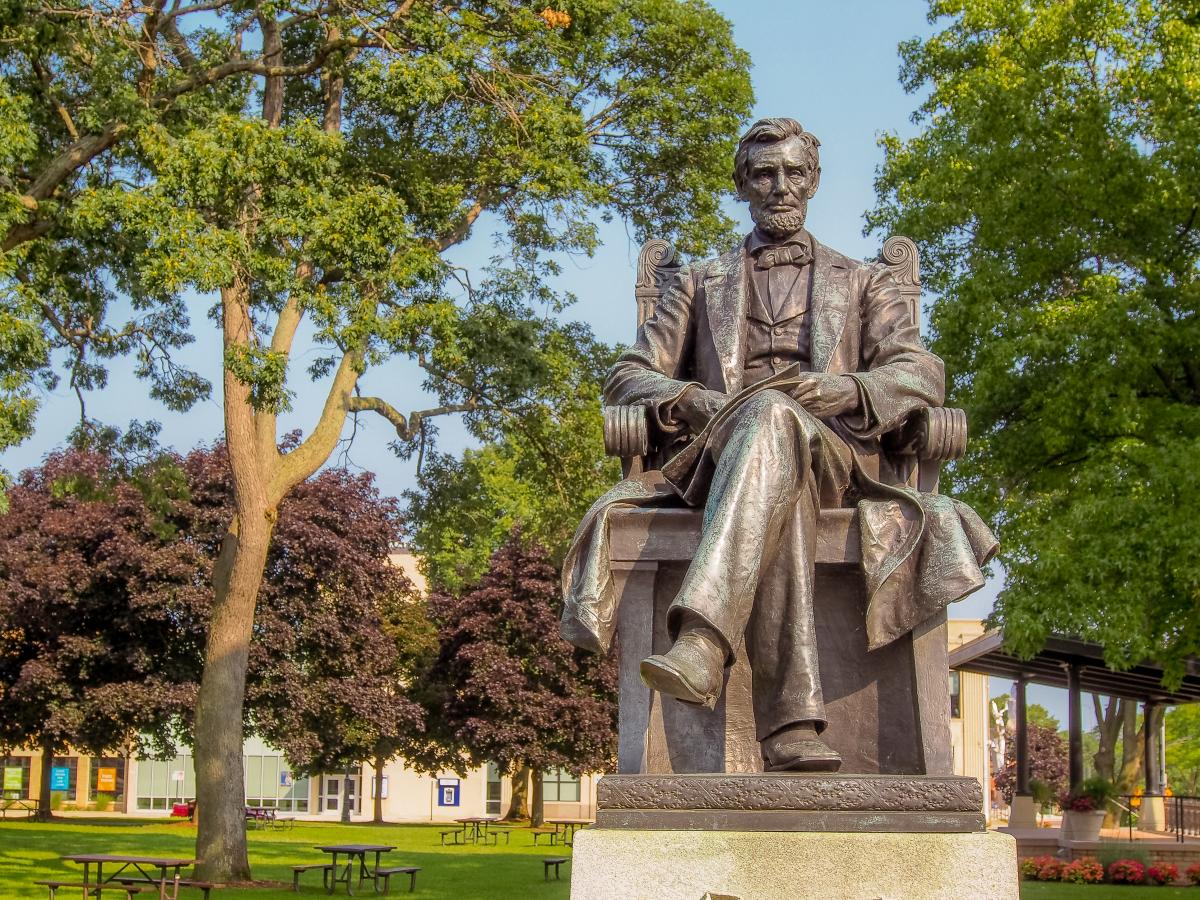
[410,530,616,782]
[994,721,1069,805]
[405,324,620,590]
[870,0,1200,680]
[0,450,202,759]
[1165,703,1200,794]
[175,443,435,775]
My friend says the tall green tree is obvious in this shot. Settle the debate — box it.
[1165,704,1200,794]
[1,0,751,878]
[406,325,619,590]
[871,1,1200,681]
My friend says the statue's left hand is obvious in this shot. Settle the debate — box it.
[791,374,859,418]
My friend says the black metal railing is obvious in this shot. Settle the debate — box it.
[1166,794,1200,843]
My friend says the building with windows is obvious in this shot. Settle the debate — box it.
[947,618,994,822]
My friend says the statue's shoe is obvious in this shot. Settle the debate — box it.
[762,726,842,773]
[639,631,724,710]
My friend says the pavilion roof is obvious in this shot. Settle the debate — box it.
[949,630,1200,705]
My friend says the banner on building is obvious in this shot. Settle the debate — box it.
[280,771,293,788]
[50,767,70,791]
[96,767,117,792]
[2,766,22,793]
[437,777,460,807]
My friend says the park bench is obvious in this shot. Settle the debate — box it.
[291,862,334,892]
[541,858,570,881]
[484,827,512,845]
[529,827,559,846]
[115,876,215,899]
[272,815,295,830]
[438,828,464,845]
[36,881,149,899]
[374,865,421,893]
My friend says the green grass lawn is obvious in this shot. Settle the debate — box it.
[0,817,571,899]
[3,818,1197,898]
[1021,884,1196,898]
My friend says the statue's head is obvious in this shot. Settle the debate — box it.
[733,118,821,238]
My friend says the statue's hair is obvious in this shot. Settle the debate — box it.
[732,118,821,197]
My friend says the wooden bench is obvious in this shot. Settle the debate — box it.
[115,877,215,899]
[291,863,334,892]
[529,827,559,846]
[374,866,420,893]
[438,828,464,845]
[1,797,39,818]
[272,815,295,830]
[542,858,570,881]
[484,827,512,845]
[36,882,149,899]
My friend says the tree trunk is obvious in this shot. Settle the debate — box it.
[530,769,545,827]
[505,765,531,821]
[341,766,353,823]
[373,757,385,824]
[34,742,54,821]
[1092,695,1121,782]
[193,507,274,883]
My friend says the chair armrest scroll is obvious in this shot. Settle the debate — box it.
[886,407,968,461]
[603,405,649,459]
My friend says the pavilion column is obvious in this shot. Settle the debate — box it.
[1066,662,1083,792]
[1014,676,1030,796]
[1144,701,1162,794]
[1007,674,1038,829]
[1141,700,1166,830]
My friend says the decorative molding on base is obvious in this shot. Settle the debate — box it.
[595,773,985,833]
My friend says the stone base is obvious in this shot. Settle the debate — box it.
[1140,796,1166,831]
[570,828,1018,899]
[1008,794,1038,829]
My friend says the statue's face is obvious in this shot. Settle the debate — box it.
[743,136,819,238]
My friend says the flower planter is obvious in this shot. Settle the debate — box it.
[1061,809,1105,842]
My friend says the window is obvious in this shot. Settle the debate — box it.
[244,754,309,812]
[542,767,580,803]
[949,671,962,719]
[485,763,502,816]
[136,754,194,811]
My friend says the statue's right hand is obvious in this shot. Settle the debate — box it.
[675,387,728,433]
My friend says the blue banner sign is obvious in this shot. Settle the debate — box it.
[50,767,70,792]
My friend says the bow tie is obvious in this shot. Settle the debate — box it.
[754,242,812,269]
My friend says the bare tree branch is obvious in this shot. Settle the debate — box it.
[348,395,478,442]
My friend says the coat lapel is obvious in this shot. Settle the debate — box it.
[703,248,748,393]
[808,238,849,373]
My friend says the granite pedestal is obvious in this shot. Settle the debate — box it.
[571,774,1018,899]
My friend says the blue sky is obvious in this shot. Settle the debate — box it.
[9,0,1092,719]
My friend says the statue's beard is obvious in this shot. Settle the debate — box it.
[752,203,807,238]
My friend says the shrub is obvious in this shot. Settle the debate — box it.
[1146,863,1179,886]
[1185,863,1200,885]
[1060,858,1104,885]
[1019,857,1056,880]
[92,793,114,812]
[1037,857,1066,881]
[49,791,65,811]
[1108,859,1147,884]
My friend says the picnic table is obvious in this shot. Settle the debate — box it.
[453,816,498,844]
[244,805,276,828]
[0,797,39,818]
[48,854,199,900]
[313,844,397,895]
[545,818,592,844]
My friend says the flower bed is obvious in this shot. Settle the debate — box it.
[1146,863,1179,886]
[1187,863,1200,886]
[1108,859,1147,884]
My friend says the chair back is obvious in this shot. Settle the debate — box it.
[633,235,923,335]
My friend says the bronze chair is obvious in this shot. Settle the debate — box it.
[598,236,968,776]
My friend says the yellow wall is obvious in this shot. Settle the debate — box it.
[948,619,992,821]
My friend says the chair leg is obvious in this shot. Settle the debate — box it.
[409,872,417,893]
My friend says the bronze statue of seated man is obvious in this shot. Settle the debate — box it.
[559,117,996,774]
